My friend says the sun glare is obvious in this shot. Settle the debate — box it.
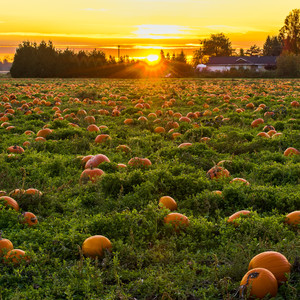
[146,54,159,64]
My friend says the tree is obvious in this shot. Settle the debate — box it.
[160,50,165,61]
[279,9,300,54]
[245,44,262,56]
[239,48,245,56]
[263,36,283,56]
[201,33,233,56]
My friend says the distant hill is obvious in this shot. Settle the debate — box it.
[0,60,12,72]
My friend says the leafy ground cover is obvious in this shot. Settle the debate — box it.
[0,78,299,299]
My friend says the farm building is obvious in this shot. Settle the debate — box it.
[205,56,277,72]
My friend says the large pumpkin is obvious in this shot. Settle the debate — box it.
[0,233,13,256]
[248,251,291,284]
[82,235,112,258]
[128,157,152,168]
[240,268,278,299]
[85,154,110,169]
[21,212,38,226]
[285,211,300,226]
[0,196,19,211]
[7,145,24,154]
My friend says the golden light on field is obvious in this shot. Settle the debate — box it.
[146,54,159,64]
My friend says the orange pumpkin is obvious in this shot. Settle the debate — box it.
[0,233,13,256]
[0,196,19,211]
[25,188,43,196]
[227,210,251,224]
[21,212,38,226]
[159,196,178,211]
[7,145,24,154]
[82,235,112,258]
[80,168,104,183]
[251,118,264,128]
[95,134,111,143]
[206,166,230,180]
[4,249,30,265]
[230,178,250,185]
[248,251,291,284]
[283,147,300,156]
[128,157,152,168]
[37,128,53,138]
[87,124,100,132]
[240,268,277,299]
[116,145,131,153]
[285,211,300,226]
[164,213,189,232]
[85,154,110,169]
[178,142,192,148]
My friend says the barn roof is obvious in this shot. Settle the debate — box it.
[206,56,277,65]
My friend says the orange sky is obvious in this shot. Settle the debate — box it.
[0,0,299,61]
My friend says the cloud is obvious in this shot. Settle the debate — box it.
[205,25,265,34]
[133,24,191,39]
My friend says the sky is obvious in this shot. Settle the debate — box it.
[0,0,299,61]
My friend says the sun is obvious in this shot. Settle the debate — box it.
[146,54,159,64]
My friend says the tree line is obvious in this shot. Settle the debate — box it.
[0,58,12,72]
[10,41,193,78]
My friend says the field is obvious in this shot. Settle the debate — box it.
[0,78,299,299]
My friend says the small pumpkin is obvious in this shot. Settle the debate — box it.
[230,178,250,185]
[159,196,177,211]
[251,118,264,128]
[128,157,152,168]
[82,235,112,258]
[80,168,104,183]
[239,268,278,299]
[36,128,53,138]
[95,134,111,143]
[164,213,189,232]
[227,210,251,224]
[4,249,30,265]
[248,251,291,284]
[25,188,43,197]
[20,212,38,226]
[206,166,230,180]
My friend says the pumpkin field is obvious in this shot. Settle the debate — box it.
[0,78,299,299]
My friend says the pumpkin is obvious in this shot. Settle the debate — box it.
[285,211,300,226]
[87,124,100,132]
[227,210,251,224]
[128,157,152,167]
[239,268,278,299]
[82,235,112,258]
[36,128,53,138]
[9,189,25,197]
[0,233,13,256]
[4,249,30,265]
[283,147,300,156]
[179,116,191,123]
[159,196,177,211]
[206,166,230,180]
[25,188,43,196]
[248,251,291,284]
[124,118,134,125]
[116,145,131,153]
[85,154,110,169]
[81,155,94,165]
[80,168,104,183]
[251,118,264,128]
[164,213,189,232]
[178,142,192,148]
[230,178,250,185]
[257,132,270,138]
[7,145,24,154]
[0,196,19,211]
[21,212,38,226]
[154,127,165,133]
[95,134,111,143]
